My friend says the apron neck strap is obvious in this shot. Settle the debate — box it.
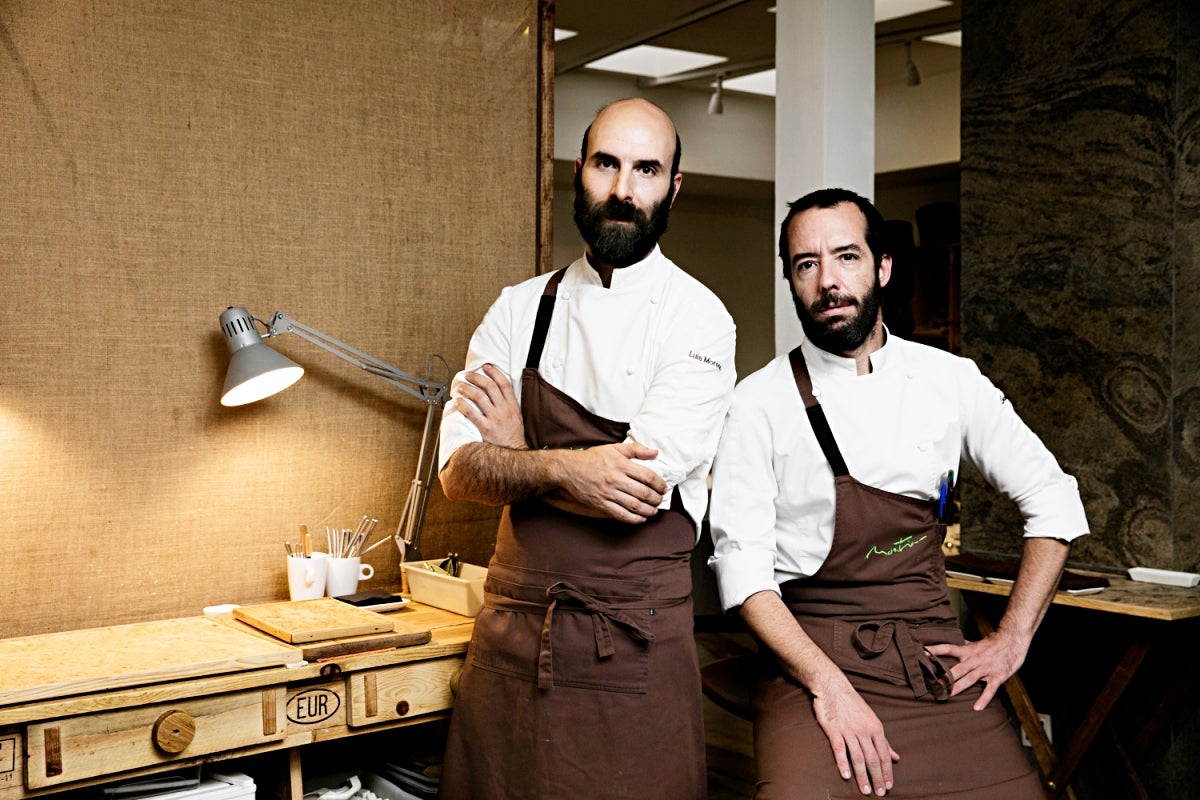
[526,268,569,370]
[788,347,850,478]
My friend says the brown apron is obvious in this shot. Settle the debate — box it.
[439,269,706,800]
[750,348,1042,799]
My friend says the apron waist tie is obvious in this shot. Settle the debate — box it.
[536,582,656,690]
[851,620,954,701]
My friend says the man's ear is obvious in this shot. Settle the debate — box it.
[574,157,582,176]
[669,172,683,208]
[877,253,893,289]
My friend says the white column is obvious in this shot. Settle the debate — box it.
[774,0,876,354]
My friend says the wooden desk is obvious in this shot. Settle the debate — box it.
[0,603,473,799]
[948,572,1200,799]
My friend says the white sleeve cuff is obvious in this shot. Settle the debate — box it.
[437,397,483,473]
[1019,475,1090,542]
[708,547,780,612]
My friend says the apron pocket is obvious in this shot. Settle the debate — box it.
[548,607,651,694]
[472,566,659,694]
[912,622,966,649]
[469,602,654,694]
[470,606,543,683]
[829,619,908,686]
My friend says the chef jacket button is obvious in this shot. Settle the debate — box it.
[917,442,929,452]
[553,358,563,368]
[812,388,822,399]
[561,290,571,300]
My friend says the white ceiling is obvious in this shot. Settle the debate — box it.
[554,0,963,95]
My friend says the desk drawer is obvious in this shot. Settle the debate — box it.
[25,688,285,789]
[346,657,461,727]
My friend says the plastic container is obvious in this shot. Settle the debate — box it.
[102,772,255,800]
[363,771,423,800]
[304,771,421,800]
[401,561,487,617]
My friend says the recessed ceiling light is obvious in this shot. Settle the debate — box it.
[923,30,961,47]
[585,44,727,80]
[723,70,776,97]
[874,0,951,23]
[554,28,577,42]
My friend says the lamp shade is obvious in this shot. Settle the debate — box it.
[219,307,304,406]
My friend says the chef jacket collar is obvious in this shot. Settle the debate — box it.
[575,245,666,292]
[800,325,894,377]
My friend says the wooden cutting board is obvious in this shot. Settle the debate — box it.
[0,617,301,707]
[233,597,395,643]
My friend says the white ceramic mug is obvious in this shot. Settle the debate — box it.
[287,552,328,601]
[326,556,374,598]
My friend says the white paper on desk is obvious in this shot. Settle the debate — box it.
[946,570,984,582]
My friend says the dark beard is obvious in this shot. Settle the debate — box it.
[572,172,673,268]
[793,276,882,354]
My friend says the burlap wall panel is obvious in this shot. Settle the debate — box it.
[0,1,533,636]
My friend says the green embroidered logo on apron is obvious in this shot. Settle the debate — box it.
[864,535,928,560]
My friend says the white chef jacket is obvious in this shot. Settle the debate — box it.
[439,246,737,535]
[708,333,1089,610]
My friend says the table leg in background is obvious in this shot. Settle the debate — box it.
[968,605,1074,800]
[1046,636,1151,800]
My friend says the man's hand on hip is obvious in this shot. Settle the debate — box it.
[925,627,1030,711]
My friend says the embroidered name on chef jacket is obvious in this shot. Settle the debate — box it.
[688,350,723,370]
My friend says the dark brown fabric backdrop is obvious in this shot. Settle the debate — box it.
[0,0,536,636]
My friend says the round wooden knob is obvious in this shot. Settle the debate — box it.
[152,709,196,754]
[450,664,464,696]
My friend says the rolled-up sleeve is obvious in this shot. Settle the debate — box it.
[708,377,785,610]
[961,361,1089,540]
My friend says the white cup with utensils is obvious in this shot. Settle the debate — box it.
[326,557,374,598]
[287,552,328,601]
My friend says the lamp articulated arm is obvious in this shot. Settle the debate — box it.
[263,312,449,408]
[220,306,450,560]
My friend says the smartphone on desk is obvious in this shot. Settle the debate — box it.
[335,589,410,612]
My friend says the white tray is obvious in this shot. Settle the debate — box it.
[1127,567,1200,588]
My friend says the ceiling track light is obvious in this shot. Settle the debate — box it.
[708,74,724,115]
[905,41,922,87]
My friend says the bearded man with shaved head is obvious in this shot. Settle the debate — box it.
[437,98,736,799]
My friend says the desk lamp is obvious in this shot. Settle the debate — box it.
[219,306,450,562]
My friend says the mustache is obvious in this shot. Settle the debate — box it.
[599,197,641,222]
[813,291,859,311]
